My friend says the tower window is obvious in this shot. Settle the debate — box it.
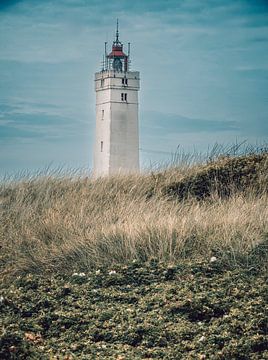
[101,79,104,87]
[124,93,127,101]
[101,109,104,120]
[113,58,122,72]
[100,141,103,152]
[122,78,128,85]
[121,93,127,102]
[121,93,124,101]
[121,78,124,85]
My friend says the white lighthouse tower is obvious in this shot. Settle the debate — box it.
[93,22,140,176]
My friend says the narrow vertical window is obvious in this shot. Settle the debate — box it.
[124,93,127,101]
[100,141,103,152]
[121,78,128,85]
[121,93,124,101]
[101,109,104,120]
[101,79,104,87]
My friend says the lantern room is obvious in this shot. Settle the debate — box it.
[103,20,130,72]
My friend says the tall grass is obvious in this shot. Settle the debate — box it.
[0,150,268,277]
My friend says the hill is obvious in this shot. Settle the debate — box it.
[0,151,268,358]
[1,151,267,276]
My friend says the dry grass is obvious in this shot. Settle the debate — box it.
[0,151,268,277]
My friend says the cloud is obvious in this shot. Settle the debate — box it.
[141,111,239,136]
[0,100,66,117]
[234,66,268,79]
[0,124,42,140]
[0,0,22,11]
[0,100,82,143]
[0,0,267,66]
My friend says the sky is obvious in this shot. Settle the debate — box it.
[0,0,268,175]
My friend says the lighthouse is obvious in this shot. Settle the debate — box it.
[93,22,140,176]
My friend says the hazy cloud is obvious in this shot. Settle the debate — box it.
[141,111,239,135]
[0,0,23,11]
[0,100,85,144]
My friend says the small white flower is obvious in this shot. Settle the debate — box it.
[210,256,217,263]
[197,321,203,326]
[199,336,206,342]
[0,295,4,304]
[92,289,98,293]
[95,270,101,275]
[108,270,116,275]
[72,272,86,277]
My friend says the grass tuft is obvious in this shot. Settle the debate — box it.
[0,150,267,277]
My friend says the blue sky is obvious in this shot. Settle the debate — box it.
[0,0,268,174]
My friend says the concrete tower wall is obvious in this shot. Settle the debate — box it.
[94,70,140,176]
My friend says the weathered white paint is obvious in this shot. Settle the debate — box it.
[93,70,140,176]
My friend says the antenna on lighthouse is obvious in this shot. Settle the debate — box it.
[104,41,107,70]
[116,19,119,43]
[102,54,105,71]
[127,42,131,71]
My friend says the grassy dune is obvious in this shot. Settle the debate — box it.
[1,151,268,358]
[0,152,267,276]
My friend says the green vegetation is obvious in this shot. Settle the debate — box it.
[1,260,267,359]
[0,149,268,358]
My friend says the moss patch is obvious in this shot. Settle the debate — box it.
[1,260,267,359]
